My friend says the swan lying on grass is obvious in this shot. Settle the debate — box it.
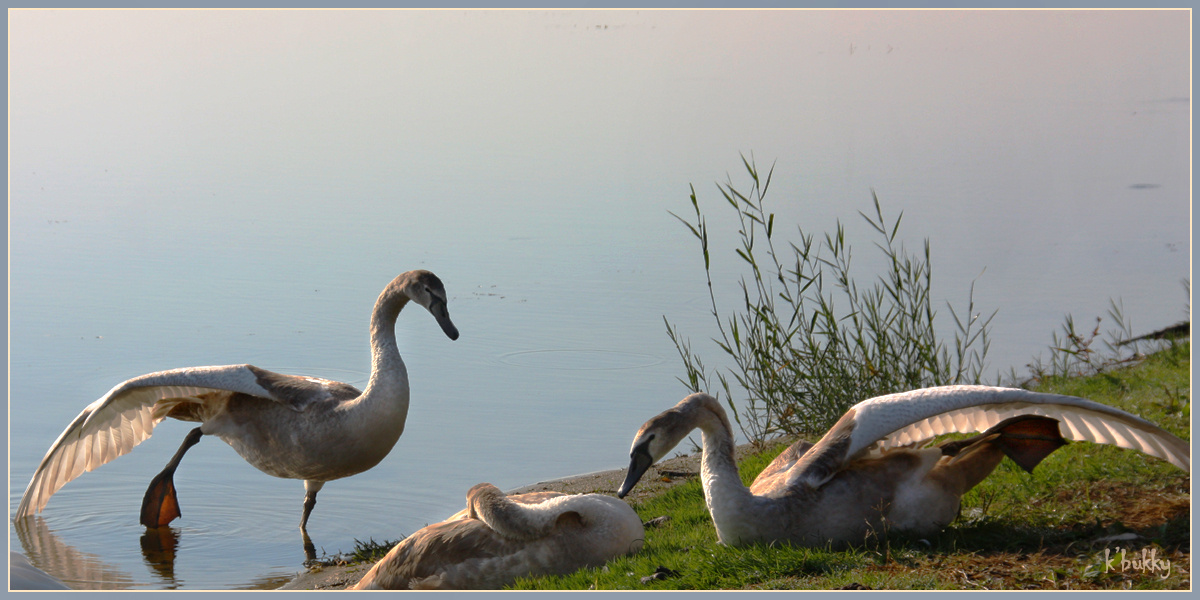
[618,385,1189,547]
[352,483,644,590]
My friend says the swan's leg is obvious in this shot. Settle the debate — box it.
[888,416,1067,534]
[140,427,204,528]
[987,414,1068,473]
[928,433,1007,496]
[300,480,324,531]
[930,414,1068,495]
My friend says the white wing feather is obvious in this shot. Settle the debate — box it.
[14,365,275,519]
[846,385,1189,471]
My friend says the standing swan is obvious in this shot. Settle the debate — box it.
[14,270,459,533]
[618,386,1189,548]
[351,483,644,590]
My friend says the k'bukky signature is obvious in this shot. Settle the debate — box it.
[1103,546,1171,580]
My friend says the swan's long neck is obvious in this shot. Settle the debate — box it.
[361,284,411,416]
[691,399,760,544]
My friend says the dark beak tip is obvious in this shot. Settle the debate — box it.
[437,316,460,340]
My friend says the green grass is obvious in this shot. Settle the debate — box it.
[512,342,1190,590]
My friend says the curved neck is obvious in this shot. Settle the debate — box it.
[691,401,758,543]
[361,285,410,406]
[467,483,553,541]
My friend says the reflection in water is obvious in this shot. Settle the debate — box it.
[302,530,317,563]
[13,516,139,590]
[7,8,1188,590]
[15,515,315,590]
[139,526,181,588]
[233,572,301,591]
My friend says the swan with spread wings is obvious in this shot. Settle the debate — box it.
[618,386,1189,547]
[15,270,459,533]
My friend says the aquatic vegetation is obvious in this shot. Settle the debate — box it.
[666,155,993,440]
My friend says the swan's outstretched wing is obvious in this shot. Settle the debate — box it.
[787,385,1190,490]
[14,364,357,519]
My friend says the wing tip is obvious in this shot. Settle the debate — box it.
[14,485,43,520]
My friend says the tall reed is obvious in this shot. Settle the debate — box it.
[666,156,994,441]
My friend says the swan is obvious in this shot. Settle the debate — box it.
[617,385,1189,548]
[351,483,645,590]
[14,269,459,533]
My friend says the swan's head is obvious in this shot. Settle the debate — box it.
[617,394,713,498]
[398,270,460,341]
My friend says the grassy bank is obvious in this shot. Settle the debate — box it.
[512,342,1190,590]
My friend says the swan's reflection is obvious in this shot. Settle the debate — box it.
[14,515,318,590]
[302,530,317,562]
[13,516,140,590]
[139,525,181,586]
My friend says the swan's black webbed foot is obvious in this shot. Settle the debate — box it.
[140,427,203,528]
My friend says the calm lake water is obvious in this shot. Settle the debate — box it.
[7,9,1190,590]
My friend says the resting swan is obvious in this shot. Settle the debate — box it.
[351,483,644,590]
[618,386,1189,548]
[14,270,459,532]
